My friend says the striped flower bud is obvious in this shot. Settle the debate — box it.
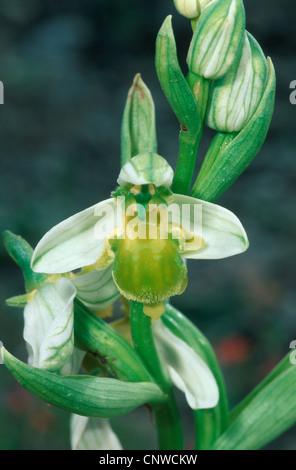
[205,32,268,132]
[187,0,245,79]
[173,0,200,19]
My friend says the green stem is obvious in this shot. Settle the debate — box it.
[129,301,184,450]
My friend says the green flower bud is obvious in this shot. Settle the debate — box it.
[187,0,245,79]
[121,74,157,167]
[174,0,200,19]
[205,32,268,132]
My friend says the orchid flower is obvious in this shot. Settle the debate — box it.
[31,152,248,320]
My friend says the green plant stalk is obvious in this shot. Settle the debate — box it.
[74,299,153,383]
[129,301,183,450]
[155,16,201,195]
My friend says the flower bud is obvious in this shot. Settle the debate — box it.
[187,0,245,79]
[117,152,174,188]
[173,0,200,19]
[121,74,157,166]
[205,32,268,132]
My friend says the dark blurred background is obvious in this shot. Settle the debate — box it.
[0,0,295,450]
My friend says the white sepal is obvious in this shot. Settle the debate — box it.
[154,320,219,409]
[24,277,76,372]
[31,199,119,274]
[71,414,122,450]
[71,266,120,311]
[171,194,248,259]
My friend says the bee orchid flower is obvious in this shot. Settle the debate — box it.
[31,153,248,320]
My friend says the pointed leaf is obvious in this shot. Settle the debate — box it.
[155,16,201,194]
[74,299,153,383]
[121,74,157,166]
[212,367,296,450]
[31,199,119,273]
[2,348,166,418]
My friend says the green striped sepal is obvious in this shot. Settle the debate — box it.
[121,74,157,167]
[206,32,268,132]
[187,0,245,80]
[1,347,166,418]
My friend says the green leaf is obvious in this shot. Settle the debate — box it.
[121,74,157,167]
[187,0,245,79]
[155,15,201,195]
[5,293,30,308]
[74,299,153,383]
[212,366,296,450]
[2,347,166,419]
[229,353,294,423]
[163,304,228,449]
[191,57,276,202]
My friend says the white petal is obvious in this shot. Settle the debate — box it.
[71,414,122,450]
[24,277,76,372]
[60,347,86,376]
[171,194,249,259]
[31,199,120,273]
[117,153,174,188]
[153,320,219,409]
[71,266,120,310]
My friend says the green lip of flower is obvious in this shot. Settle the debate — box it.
[31,153,249,319]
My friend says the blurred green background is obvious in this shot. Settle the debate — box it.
[0,0,295,450]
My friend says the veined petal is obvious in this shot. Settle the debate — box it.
[60,347,86,376]
[71,414,122,450]
[117,153,174,188]
[71,266,120,310]
[31,199,120,273]
[154,320,219,409]
[24,277,76,372]
[171,194,248,259]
